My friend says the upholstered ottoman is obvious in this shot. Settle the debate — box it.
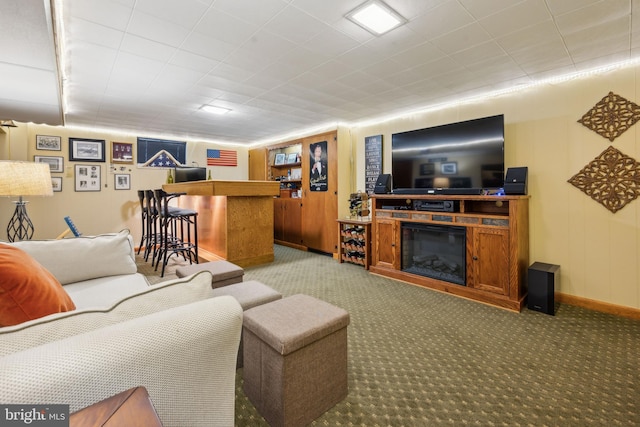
[212,280,283,368]
[175,260,243,288]
[242,294,350,427]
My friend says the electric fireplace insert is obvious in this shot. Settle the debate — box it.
[401,222,466,286]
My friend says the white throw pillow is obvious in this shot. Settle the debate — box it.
[12,230,137,285]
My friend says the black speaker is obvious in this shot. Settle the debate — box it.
[528,262,559,315]
[503,167,528,195]
[374,174,392,194]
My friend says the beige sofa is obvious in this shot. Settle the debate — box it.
[0,231,242,427]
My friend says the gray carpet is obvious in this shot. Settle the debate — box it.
[138,245,640,426]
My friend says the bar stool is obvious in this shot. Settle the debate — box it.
[136,190,148,255]
[143,190,160,263]
[153,188,199,277]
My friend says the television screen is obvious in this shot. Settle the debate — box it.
[174,167,206,183]
[391,115,504,193]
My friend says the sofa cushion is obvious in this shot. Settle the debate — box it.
[12,230,137,285]
[0,271,214,357]
[0,244,76,327]
[64,273,150,309]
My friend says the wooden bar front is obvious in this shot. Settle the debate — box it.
[163,180,280,268]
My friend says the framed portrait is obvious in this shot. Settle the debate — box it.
[114,174,130,190]
[36,135,61,151]
[286,153,298,164]
[69,138,105,162]
[74,164,101,192]
[274,153,286,165]
[420,163,435,176]
[111,141,134,164]
[441,162,457,175]
[34,155,64,173]
[51,177,62,192]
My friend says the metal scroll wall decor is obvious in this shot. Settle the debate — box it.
[568,146,640,213]
[569,92,640,213]
[577,91,640,142]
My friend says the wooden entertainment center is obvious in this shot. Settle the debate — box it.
[370,194,529,312]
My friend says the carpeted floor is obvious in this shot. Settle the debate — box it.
[138,245,640,426]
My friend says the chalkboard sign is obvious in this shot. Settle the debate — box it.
[365,135,382,194]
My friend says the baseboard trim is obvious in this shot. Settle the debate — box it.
[556,292,640,320]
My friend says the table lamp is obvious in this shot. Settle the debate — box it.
[0,161,53,242]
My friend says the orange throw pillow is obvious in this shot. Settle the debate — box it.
[0,243,76,326]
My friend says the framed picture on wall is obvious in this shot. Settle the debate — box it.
[36,135,61,151]
[51,177,62,192]
[70,138,105,162]
[441,162,457,175]
[114,174,130,190]
[111,141,134,164]
[74,164,101,191]
[34,155,64,173]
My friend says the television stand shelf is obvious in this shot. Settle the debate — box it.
[370,194,529,312]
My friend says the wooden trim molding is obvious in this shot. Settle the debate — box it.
[556,292,640,320]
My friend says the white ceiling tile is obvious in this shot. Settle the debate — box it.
[304,28,361,58]
[128,11,191,47]
[212,0,288,26]
[406,0,475,39]
[449,41,506,67]
[544,0,602,16]
[134,0,210,29]
[169,50,220,73]
[431,22,492,54]
[67,0,133,32]
[180,32,236,62]
[478,0,552,39]
[262,5,329,43]
[388,0,449,21]
[458,0,526,19]
[390,42,446,68]
[497,21,563,54]
[195,8,259,45]
[554,0,630,35]
[120,34,177,62]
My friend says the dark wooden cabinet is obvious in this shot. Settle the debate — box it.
[370,195,529,312]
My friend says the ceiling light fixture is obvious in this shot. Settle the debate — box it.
[346,0,406,35]
[201,105,232,115]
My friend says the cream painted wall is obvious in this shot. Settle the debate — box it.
[349,65,640,310]
[0,124,248,239]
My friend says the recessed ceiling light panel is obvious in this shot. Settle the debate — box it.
[346,0,407,35]
[201,105,232,115]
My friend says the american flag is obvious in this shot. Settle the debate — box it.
[207,149,237,167]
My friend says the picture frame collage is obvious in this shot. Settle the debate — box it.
[35,135,135,193]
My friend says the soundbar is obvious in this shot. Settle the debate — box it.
[392,188,484,195]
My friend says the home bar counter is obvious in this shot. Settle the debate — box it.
[162,180,280,267]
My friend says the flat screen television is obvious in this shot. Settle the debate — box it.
[174,167,206,183]
[391,114,504,194]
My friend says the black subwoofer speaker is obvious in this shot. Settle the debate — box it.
[528,262,559,315]
[374,174,392,194]
[503,166,528,195]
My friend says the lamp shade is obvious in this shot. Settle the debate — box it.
[0,161,53,197]
[0,120,18,128]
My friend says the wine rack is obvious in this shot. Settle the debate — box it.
[337,219,371,269]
